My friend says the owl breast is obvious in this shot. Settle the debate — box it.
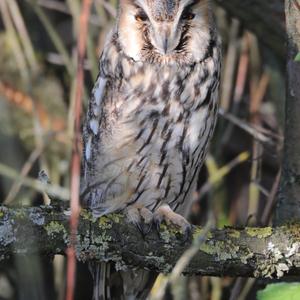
[82,37,220,216]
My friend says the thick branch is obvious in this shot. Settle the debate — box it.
[0,206,300,278]
[275,1,300,224]
[214,0,286,60]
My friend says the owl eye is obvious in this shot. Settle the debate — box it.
[181,9,195,20]
[135,11,149,22]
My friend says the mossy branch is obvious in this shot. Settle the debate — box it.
[1,206,300,278]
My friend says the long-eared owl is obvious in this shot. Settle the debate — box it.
[81,0,221,298]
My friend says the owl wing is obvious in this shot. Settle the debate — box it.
[81,56,110,208]
[83,73,107,162]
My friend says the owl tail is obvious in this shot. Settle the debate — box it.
[89,262,111,300]
[89,261,157,300]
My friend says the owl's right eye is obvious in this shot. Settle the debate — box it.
[135,11,149,22]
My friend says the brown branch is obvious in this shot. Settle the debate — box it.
[67,0,92,299]
[1,206,300,279]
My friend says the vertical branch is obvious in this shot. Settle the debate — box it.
[275,0,300,224]
[66,1,92,300]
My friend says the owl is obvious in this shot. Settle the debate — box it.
[81,0,221,298]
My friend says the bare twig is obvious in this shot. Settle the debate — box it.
[5,0,38,73]
[66,1,92,300]
[29,0,74,75]
[220,18,240,111]
[96,0,117,18]
[0,162,69,200]
[248,72,270,220]
[37,0,69,14]
[195,152,250,202]
[4,146,44,204]
[219,109,275,145]
[261,169,281,226]
[0,0,28,80]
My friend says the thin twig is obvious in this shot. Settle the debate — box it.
[219,108,275,145]
[4,145,44,204]
[0,0,29,81]
[261,169,281,226]
[5,0,39,73]
[38,0,104,26]
[221,32,249,146]
[220,18,240,111]
[150,219,213,300]
[96,0,117,18]
[66,0,92,299]
[0,162,69,201]
[37,0,69,14]
[195,151,250,201]
[248,71,270,220]
[29,0,74,76]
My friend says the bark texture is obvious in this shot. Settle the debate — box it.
[214,0,286,60]
[275,0,300,224]
[1,206,300,278]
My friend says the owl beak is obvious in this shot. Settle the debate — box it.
[163,38,169,54]
[153,24,175,55]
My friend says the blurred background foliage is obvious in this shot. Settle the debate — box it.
[0,0,291,299]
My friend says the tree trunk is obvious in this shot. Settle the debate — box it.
[275,0,300,225]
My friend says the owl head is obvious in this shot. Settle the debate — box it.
[117,0,215,64]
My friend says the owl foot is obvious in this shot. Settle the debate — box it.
[154,204,191,239]
[125,204,153,235]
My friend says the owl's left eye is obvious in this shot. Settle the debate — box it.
[182,11,195,20]
[135,11,149,22]
[181,7,195,20]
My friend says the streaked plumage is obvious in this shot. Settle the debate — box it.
[81,0,221,298]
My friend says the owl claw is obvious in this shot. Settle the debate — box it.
[125,205,153,236]
[154,204,191,239]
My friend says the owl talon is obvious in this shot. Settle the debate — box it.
[140,222,153,236]
[125,205,153,236]
[154,204,191,238]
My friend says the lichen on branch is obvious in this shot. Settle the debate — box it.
[0,206,300,278]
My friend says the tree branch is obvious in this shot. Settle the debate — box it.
[214,0,286,60]
[1,206,300,278]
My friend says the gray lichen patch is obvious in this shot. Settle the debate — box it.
[115,259,128,271]
[254,241,293,278]
[0,222,15,247]
[45,221,68,241]
[143,254,173,273]
[29,211,45,226]
[240,247,254,264]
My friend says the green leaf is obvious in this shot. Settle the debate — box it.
[295,52,300,62]
[257,283,300,300]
